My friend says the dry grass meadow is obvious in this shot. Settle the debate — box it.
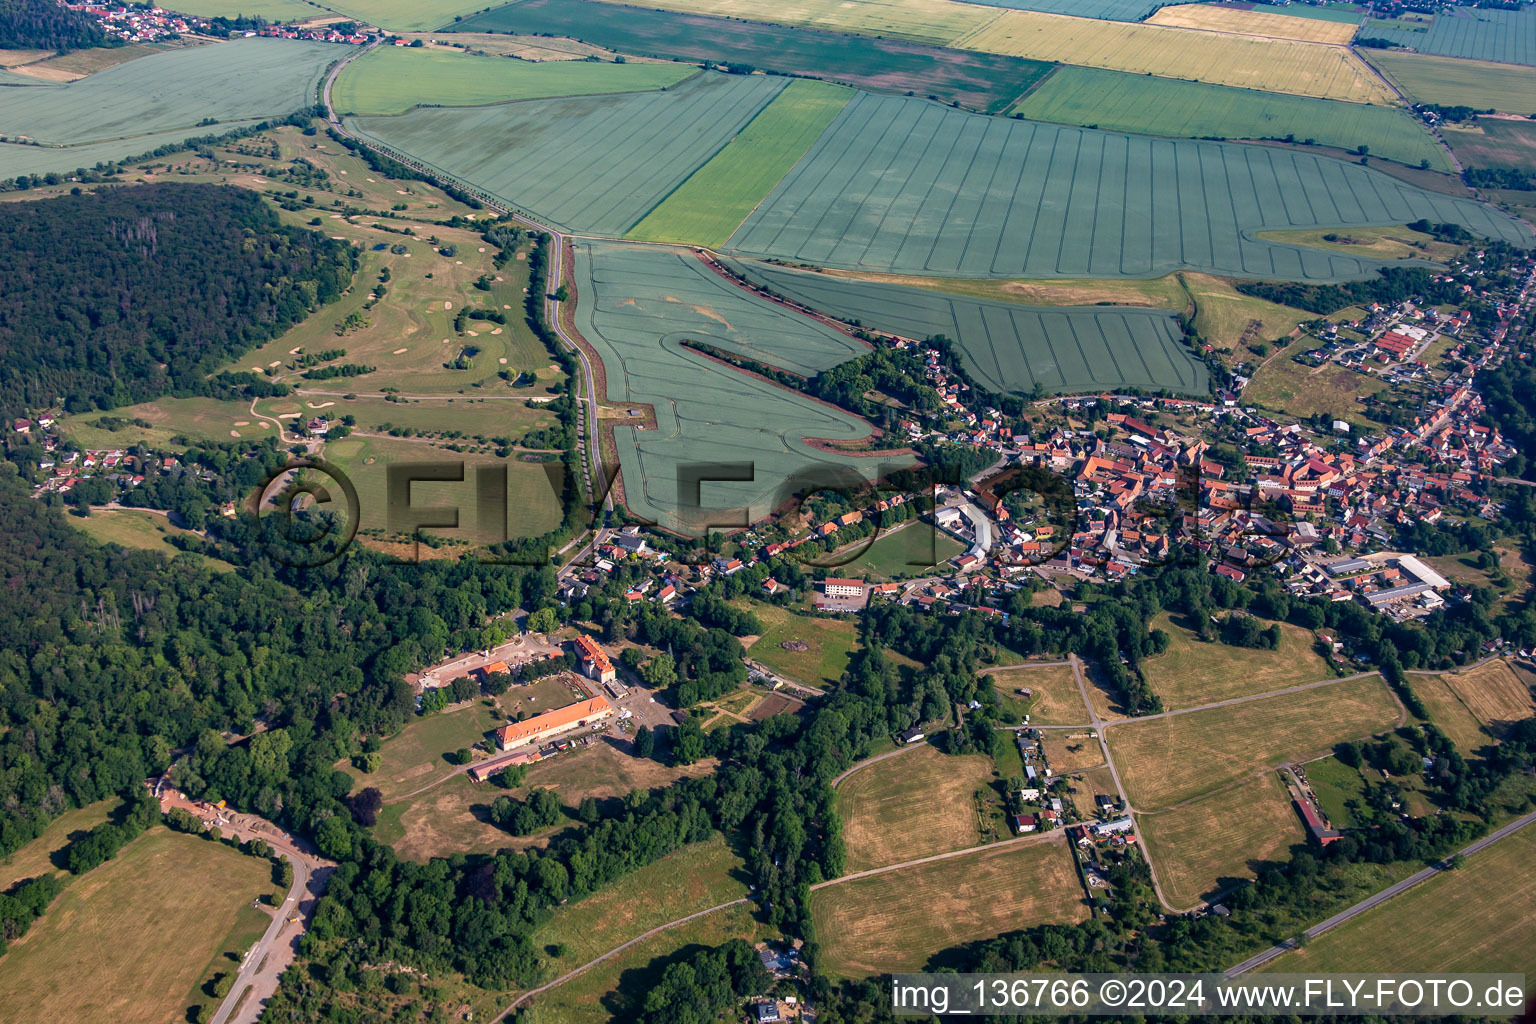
[1441,660,1536,736]
[1141,612,1331,708]
[1040,731,1106,774]
[1137,773,1305,908]
[1411,675,1494,755]
[1107,675,1401,810]
[812,837,1086,977]
[0,829,273,1024]
[985,664,1089,725]
[836,745,994,871]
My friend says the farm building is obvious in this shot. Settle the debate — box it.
[467,749,541,783]
[1294,798,1343,845]
[1092,817,1135,841]
[897,726,925,744]
[574,634,616,684]
[494,696,615,750]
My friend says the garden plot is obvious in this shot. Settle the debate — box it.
[572,241,901,533]
[0,38,335,146]
[347,71,784,236]
[725,259,1209,395]
[723,91,1532,280]
[1362,6,1536,66]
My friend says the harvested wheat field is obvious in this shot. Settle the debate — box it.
[1106,675,1400,810]
[1136,772,1305,909]
[1440,660,1536,736]
[1145,3,1360,44]
[836,745,993,871]
[812,836,1086,977]
[1041,731,1106,774]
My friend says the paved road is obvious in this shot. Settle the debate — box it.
[809,830,1064,890]
[1226,809,1536,976]
[156,791,334,1024]
[321,42,611,559]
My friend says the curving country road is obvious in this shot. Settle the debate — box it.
[156,791,334,1024]
[320,41,612,561]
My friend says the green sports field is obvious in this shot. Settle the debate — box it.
[1012,66,1451,171]
[571,240,901,534]
[725,258,1210,395]
[0,38,335,146]
[628,79,851,247]
[331,45,696,116]
[348,71,786,235]
[723,90,1530,280]
[1367,49,1536,114]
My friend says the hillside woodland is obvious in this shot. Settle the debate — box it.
[0,0,112,51]
[0,183,354,418]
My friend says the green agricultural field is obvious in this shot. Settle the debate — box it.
[723,91,1530,279]
[312,0,497,32]
[1443,119,1536,173]
[1137,772,1305,908]
[724,259,1209,395]
[451,0,1053,112]
[628,79,851,247]
[1367,50,1536,113]
[812,838,1087,977]
[532,835,747,977]
[571,241,899,533]
[1107,675,1401,810]
[1140,611,1331,708]
[829,521,966,580]
[0,828,275,1024]
[332,45,696,116]
[0,38,335,146]
[1263,2,1366,24]
[151,0,320,18]
[1011,66,1451,171]
[746,601,861,687]
[348,71,785,235]
[1260,825,1536,976]
[69,509,237,572]
[1361,5,1536,65]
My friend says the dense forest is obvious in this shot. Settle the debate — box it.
[0,0,112,51]
[0,183,354,418]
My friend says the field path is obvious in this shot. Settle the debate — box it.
[809,830,1063,890]
[829,739,929,789]
[491,897,751,1020]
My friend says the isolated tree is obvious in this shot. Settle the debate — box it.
[632,725,654,760]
